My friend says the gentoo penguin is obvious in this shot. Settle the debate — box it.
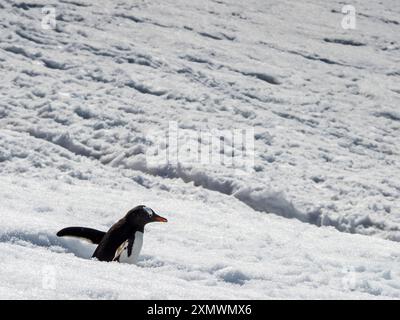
[57,205,167,264]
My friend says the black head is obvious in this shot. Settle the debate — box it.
[125,205,168,227]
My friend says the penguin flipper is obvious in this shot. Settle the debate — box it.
[113,240,128,262]
[57,227,106,244]
[113,235,135,262]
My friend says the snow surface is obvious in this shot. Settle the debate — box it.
[0,0,400,299]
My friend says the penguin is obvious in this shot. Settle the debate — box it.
[57,205,167,264]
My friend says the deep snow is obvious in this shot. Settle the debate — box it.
[0,0,399,299]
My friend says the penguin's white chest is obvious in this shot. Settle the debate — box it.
[115,231,143,264]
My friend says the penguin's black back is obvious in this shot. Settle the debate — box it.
[92,217,142,262]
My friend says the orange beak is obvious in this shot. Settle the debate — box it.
[152,213,168,223]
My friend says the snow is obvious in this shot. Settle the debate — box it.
[0,0,399,299]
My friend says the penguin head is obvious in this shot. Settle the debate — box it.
[126,205,168,227]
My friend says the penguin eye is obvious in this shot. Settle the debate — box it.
[143,206,153,217]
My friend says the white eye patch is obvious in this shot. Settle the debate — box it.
[143,206,153,217]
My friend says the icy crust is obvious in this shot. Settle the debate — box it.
[0,0,399,240]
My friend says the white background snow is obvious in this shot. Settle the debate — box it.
[0,0,399,299]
